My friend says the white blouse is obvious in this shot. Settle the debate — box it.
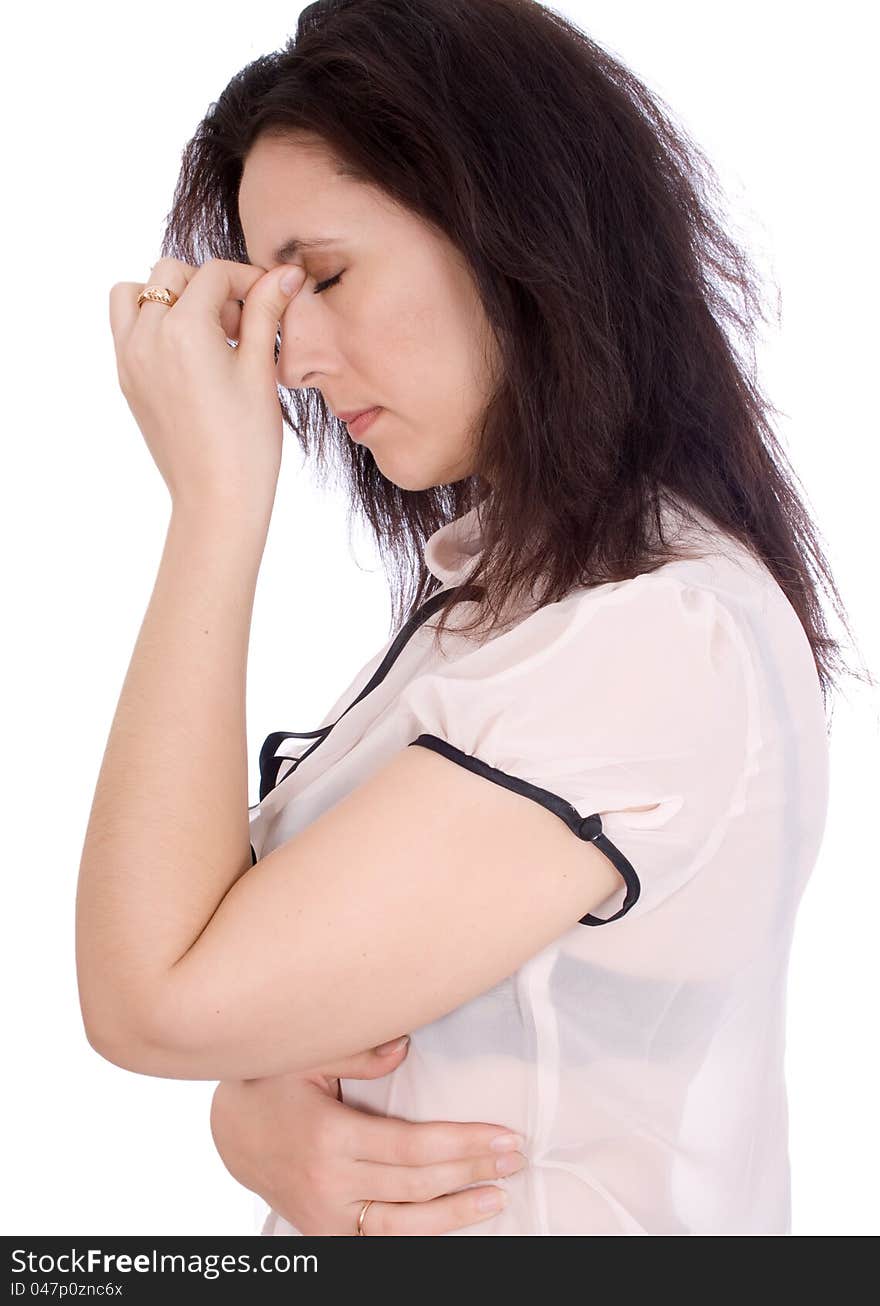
[249,492,829,1236]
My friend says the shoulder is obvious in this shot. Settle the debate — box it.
[417,560,757,695]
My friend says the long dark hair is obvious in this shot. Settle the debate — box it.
[160,0,872,718]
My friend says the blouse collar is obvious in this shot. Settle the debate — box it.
[423,503,486,584]
[422,490,720,586]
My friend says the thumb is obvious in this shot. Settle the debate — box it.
[374,1035,411,1057]
[240,263,306,368]
[312,1036,411,1082]
[277,264,306,298]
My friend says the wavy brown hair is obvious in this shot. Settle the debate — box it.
[160,0,872,718]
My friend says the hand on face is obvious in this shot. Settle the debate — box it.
[109,257,306,520]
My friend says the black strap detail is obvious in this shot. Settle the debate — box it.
[408,734,641,926]
[256,584,478,802]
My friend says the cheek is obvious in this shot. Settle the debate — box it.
[349,295,440,394]
[375,286,441,353]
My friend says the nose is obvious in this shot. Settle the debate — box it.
[275,295,332,391]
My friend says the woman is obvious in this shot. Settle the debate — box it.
[76,0,871,1236]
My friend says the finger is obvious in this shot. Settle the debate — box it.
[109,278,184,358]
[346,1185,509,1236]
[163,256,264,332]
[341,1147,528,1205]
[221,298,245,346]
[109,281,145,377]
[109,260,195,364]
[374,1035,411,1056]
[317,1038,411,1080]
[166,257,304,368]
[125,257,198,344]
[236,262,306,372]
[109,283,143,351]
[342,1112,524,1165]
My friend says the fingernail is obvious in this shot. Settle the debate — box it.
[279,266,302,295]
[495,1152,524,1175]
[490,1132,524,1152]
[376,1035,409,1056]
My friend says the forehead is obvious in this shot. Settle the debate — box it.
[239,135,363,265]
[239,134,411,268]
[241,133,343,195]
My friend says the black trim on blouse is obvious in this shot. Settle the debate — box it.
[250,581,640,925]
[407,734,640,926]
[254,585,477,802]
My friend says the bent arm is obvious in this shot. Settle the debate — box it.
[76,504,268,1045]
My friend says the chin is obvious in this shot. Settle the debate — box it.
[373,453,461,494]
[383,469,440,493]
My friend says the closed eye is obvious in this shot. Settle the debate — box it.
[313,271,344,295]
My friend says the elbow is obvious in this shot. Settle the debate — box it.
[79,996,165,1075]
[83,1018,150,1073]
[80,1004,205,1081]
[76,973,154,1072]
[83,1020,190,1078]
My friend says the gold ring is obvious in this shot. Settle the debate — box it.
[136,285,179,310]
[356,1199,373,1235]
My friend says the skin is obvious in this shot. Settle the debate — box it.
[237,132,501,490]
[210,1050,529,1236]
[211,132,517,1233]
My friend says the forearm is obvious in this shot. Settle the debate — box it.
[75,505,267,1044]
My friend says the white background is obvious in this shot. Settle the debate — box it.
[2,1,877,1236]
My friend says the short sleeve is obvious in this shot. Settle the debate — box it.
[399,575,750,924]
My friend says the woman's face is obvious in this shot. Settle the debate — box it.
[238,133,500,491]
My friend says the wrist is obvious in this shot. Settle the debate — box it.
[169,495,272,552]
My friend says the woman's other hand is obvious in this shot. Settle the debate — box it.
[209,1039,527,1235]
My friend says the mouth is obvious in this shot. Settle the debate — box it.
[345,407,383,440]
[336,405,378,421]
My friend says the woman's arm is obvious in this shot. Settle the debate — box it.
[79,262,624,1082]
[76,516,625,1080]
[76,505,266,1042]
[79,253,302,1047]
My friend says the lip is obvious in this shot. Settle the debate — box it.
[345,407,383,440]
[336,406,380,422]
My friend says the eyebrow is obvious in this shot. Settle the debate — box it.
[264,236,342,266]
